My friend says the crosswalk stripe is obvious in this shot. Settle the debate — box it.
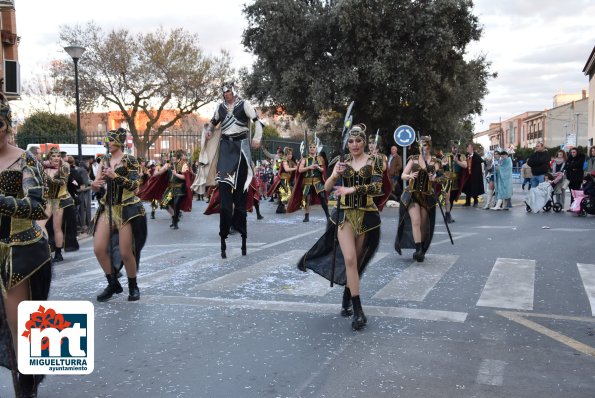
[52,249,182,287]
[196,249,306,292]
[372,254,458,301]
[477,258,535,310]
[282,252,390,296]
[143,295,468,323]
[476,359,506,386]
[577,263,595,316]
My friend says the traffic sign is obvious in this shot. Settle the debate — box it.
[394,125,416,147]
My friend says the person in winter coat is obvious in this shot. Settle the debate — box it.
[566,147,586,207]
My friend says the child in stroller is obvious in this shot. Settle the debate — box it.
[569,171,595,216]
[525,173,563,213]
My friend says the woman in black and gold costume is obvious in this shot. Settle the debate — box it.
[37,147,74,262]
[268,147,297,214]
[155,150,190,229]
[91,128,147,302]
[395,136,441,262]
[298,124,383,331]
[0,93,51,397]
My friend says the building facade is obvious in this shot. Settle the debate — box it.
[583,46,595,148]
[1,1,19,100]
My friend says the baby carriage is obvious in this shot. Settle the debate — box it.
[569,173,595,216]
[525,180,562,213]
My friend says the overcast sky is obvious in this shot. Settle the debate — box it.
[12,0,595,133]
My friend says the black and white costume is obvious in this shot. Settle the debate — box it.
[210,89,262,258]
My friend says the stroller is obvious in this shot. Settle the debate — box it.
[569,173,595,216]
[525,179,563,213]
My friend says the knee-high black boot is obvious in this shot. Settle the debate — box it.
[351,295,367,331]
[341,287,353,317]
[413,242,425,262]
[241,235,247,256]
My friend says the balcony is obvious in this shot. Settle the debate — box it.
[1,30,18,45]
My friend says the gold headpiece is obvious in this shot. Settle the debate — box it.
[348,123,367,141]
[106,128,128,146]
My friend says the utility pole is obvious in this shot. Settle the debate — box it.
[576,113,580,147]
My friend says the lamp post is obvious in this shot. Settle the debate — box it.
[64,45,86,164]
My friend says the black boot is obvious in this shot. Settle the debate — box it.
[221,236,227,259]
[255,203,264,220]
[446,212,455,223]
[351,295,367,331]
[413,242,425,262]
[128,277,140,301]
[18,373,44,398]
[341,287,353,317]
[150,210,155,219]
[169,216,175,228]
[303,213,309,222]
[53,247,63,262]
[276,203,286,214]
[241,236,247,256]
[97,274,123,302]
[172,216,179,230]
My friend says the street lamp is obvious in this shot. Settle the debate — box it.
[64,45,86,164]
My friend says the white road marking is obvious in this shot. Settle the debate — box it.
[52,249,183,287]
[283,252,390,296]
[477,258,535,310]
[577,263,595,316]
[373,254,458,301]
[143,295,468,323]
[476,359,507,386]
[196,249,306,292]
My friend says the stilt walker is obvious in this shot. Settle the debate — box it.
[207,82,262,259]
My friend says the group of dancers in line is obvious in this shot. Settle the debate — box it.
[0,81,469,395]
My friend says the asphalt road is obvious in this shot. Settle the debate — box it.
[2,186,595,398]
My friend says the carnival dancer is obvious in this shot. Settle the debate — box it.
[367,132,392,210]
[0,93,51,397]
[287,139,331,222]
[138,152,194,226]
[158,150,193,229]
[443,141,467,220]
[91,128,147,302]
[268,147,297,214]
[37,146,74,262]
[395,136,441,262]
[207,82,262,258]
[263,146,284,200]
[461,143,485,206]
[298,124,384,331]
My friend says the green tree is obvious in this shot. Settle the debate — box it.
[52,22,233,157]
[262,123,281,140]
[16,111,81,148]
[241,0,494,149]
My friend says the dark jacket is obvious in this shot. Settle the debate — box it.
[527,151,550,176]
[566,153,586,190]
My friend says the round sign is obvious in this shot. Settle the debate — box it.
[394,125,416,147]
